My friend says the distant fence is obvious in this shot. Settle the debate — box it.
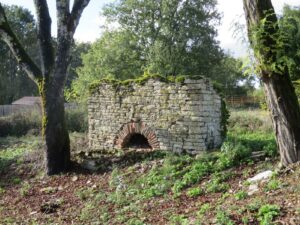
[0,103,78,117]
[0,105,40,117]
[225,96,259,107]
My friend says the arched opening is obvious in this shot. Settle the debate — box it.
[123,133,151,149]
[115,122,160,149]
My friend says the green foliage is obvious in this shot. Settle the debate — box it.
[228,109,277,157]
[212,56,255,97]
[249,6,300,80]
[234,191,248,200]
[257,204,280,225]
[264,179,282,192]
[0,110,41,137]
[206,176,230,194]
[102,0,222,77]
[0,187,5,196]
[215,210,234,225]
[186,187,203,197]
[251,88,267,110]
[216,142,252,170]
[0,5,38,104]
[278,6,300,81]
[197,203,211,217]
[169,214,189,225]
[65,105,88,132]
[76,188,96,201]
[0,105,87,137]
[221,99,230,139]
[0,135,39,170]
[65,42,91,89]
[88,73,204,94]
[19,181,31,197]
[70,0,250,101]
[69,30,144,102]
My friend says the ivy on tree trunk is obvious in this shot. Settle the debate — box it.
[0,0,90,175]
[243,0,300,166]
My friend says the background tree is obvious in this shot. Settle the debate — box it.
[66,41,91,88]
[211,55,255,97]
[68,30,144,101]
[70,0,252,101]
[0,5,38,104]
[279,5,300,81]
[243,0,300,166]
[102,0,223,77]
[0,0,90,175]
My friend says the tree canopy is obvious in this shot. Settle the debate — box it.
[278,5,300,81]
[0,5,38,104]
[102,0,223,77]
[69,0,254,101]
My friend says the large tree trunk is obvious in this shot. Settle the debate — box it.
[41,82,70,175]
[0,1,90,175]
[243,0,300,166]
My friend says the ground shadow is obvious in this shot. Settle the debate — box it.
[73,149,170,174]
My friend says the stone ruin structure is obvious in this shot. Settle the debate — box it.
[88,76,224,155]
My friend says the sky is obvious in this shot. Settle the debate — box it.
[1,0,299,58]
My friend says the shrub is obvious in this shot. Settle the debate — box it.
[0,110,41,137]
[216,210,234,225]
[65,105,88,132]
[264,179,282,192]
[234,191,248,200]
[215,141,252,170]
[0,104,87,136]
[257,204,280,225]
[186,187,203,197]
[263,142,278,157]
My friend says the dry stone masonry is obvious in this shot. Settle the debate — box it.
[88,76,223,155]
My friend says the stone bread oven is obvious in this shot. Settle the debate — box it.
[88,76,224,155]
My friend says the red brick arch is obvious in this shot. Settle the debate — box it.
[115,122,159,149]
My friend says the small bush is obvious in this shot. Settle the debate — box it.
[65,105,88,132]
[216,210,234,225]
[186,187,203,197]
[264,179,281,192]
[206,180,229,193]
[234,191,248,200]
[257,204,280,225]
[263,142,278,157]
[0,110,41,137]
[0,104,87,136]
[215,142,252,170]
[197,203,211,217]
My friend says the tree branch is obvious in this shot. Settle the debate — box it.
[70,0,90,34]
[33,0,54,77]
[0,3,42,83]
[56,0,70,39]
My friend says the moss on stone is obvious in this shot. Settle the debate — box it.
[89,74,207,94]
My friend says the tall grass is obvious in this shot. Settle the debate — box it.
[227,109,277,157]
[0,110,41,137]
[0,105,88,137]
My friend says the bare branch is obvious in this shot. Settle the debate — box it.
[70,0,90,34]
[34,0,54,77]
[0,3,42,83]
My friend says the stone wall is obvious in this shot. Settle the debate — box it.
[88,77,223,155]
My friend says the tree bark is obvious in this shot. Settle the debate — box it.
[243,0,300,166]
[42,81,70,174]
[0,1,90,175]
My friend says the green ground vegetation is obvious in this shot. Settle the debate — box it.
[0,109,298,224]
